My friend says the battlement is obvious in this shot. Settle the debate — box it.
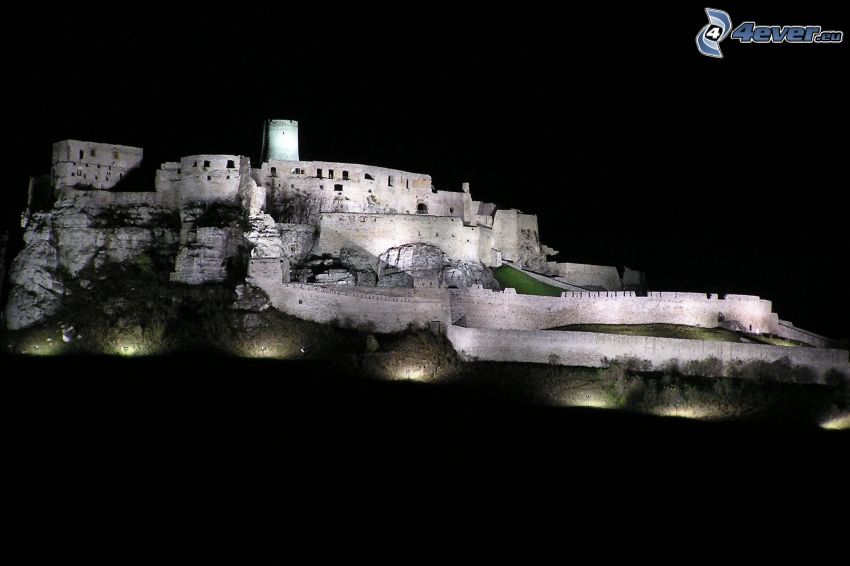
[459,286,779,334]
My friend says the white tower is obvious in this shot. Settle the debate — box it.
[262,119,299,162]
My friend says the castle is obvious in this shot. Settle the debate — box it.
[6,120,849,382]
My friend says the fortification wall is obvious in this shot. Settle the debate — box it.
[52,140,143,191]
[259,283,450,333]
[490,210,541,264]
[460,288,779,333]
[775,321,834,348]
[447,326,850,383]
[549,262,622,290]
[155,155,245,204]
[492,209,518,261]
[315,213,495,266]
[516,212,541,258]
[255,160,474,219]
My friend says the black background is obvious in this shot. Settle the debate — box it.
[3,3,848,563]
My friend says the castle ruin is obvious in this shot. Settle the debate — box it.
[5,120,848,382]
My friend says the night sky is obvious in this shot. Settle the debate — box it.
[6,3,848,338]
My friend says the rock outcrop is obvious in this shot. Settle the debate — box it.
[245,214,284,259]
[170,226,242,285]
[375,243,499,289]
[5,191,181,330]
[0,230,7,326]
[5,214,65,330]
[439,260,499,290]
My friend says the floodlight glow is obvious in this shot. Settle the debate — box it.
[819,413,850,431]
[397,364,429,381]
[116,342,141,357]
[557,391,617,410]
[24,340,63,356]
[651,404,722,420]
[242,340,294,359]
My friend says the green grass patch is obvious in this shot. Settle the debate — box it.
[748,334,809,347]
[553,323,744,343]
[492,265,563,297]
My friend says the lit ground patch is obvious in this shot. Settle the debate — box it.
[819,413,850,430]
[551,323,745,343]
[747,334,810,347]
[492,265,564,297]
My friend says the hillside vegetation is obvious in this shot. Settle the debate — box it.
[492,264,564,297]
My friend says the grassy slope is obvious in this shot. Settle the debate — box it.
[554,323,744,343]
[492,265,564,297]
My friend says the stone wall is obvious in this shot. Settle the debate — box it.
[315,213,497,266]
[447,325,850,383]
[52,140,143,191]
[258,282,450,333]
[257,160,443,217]
[262,119,299,161]
[775,320,835,348]
[156,155,246,204]
[549,262,622,290]
[491,209,543,265]
[461,288,779,333]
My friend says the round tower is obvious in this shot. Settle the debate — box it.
[262,119,299,162]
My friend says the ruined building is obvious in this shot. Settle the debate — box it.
[5,120,847,381]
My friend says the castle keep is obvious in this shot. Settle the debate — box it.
[6,120,848,382]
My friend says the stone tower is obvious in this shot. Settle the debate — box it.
[262,119,299,162]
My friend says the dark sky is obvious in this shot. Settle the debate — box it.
[6,3,848,336]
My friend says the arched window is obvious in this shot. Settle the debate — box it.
[365,173,374,181]
[416,203,428,215]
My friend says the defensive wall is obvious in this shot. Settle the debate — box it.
[314,212,499,267]
[256,160,458,218]
[490,209,541,263]
[775,320,835,349]
[447,325,850,383]
[52,140,143,192]
[258,282,450,333]
[156,155,247,205]
[549,262,622,290]
[460,287,779,334]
